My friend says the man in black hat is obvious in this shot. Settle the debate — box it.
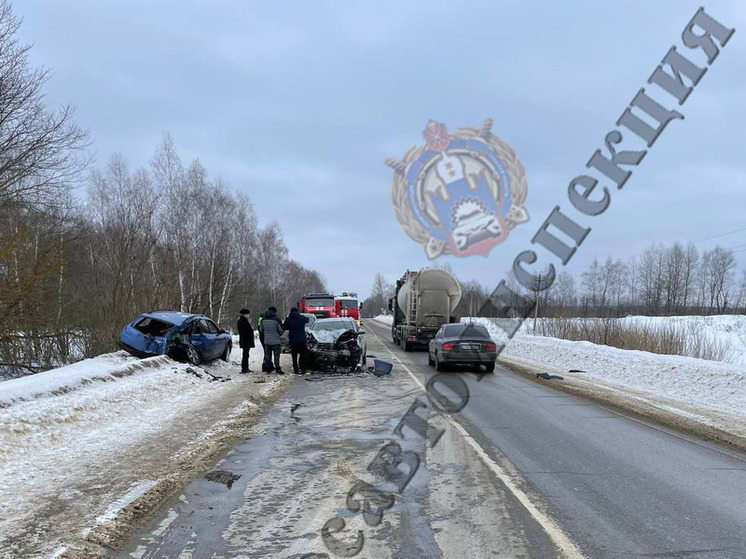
[237,309,255,373]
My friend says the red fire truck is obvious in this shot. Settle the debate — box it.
[300,293,337,319]
[335,292,361,324]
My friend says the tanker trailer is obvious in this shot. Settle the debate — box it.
[389,268,462,351]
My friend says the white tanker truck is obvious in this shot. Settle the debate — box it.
[388,268,462,351]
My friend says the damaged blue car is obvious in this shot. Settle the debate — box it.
[119,310,232,365]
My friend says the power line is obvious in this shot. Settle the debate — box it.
[604,226,746,265]
[692,226,746,244]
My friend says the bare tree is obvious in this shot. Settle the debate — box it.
[703,247,736,313]
[0,2,88,209]
[638,246,665,315]
[681,243,699,312]
[365,272,392,316]
[552,271,578,315]
[0,1,89,375]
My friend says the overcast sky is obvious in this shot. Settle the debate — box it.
[16,1,746,298]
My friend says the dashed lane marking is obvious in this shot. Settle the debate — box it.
[366,320,587,559]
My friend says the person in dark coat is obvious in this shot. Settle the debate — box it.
[237,309,255,373]
[283,307,309,374]
[259,306,284,374]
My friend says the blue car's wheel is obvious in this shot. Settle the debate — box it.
[185,345,201,365]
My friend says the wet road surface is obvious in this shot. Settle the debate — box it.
[115,319,746,559]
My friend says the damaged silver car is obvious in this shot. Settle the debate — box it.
[306,318,367,372]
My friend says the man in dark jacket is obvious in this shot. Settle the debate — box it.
[259,306,284,374]
[237,309,254,374]
[283,308,309,374]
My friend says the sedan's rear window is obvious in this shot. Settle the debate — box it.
[134,317,174,336]
[444,324,490,338]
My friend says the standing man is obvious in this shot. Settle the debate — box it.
[259,306,284,374]
[283,307,309,374]
[237,309,254,374]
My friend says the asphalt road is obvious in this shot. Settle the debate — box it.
[115,319,746,559]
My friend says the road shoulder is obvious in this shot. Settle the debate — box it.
[498,355,746,453]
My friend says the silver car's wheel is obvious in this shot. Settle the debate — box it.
[428,351,434,366]
[185,345,200,365]
[435,352,445,371]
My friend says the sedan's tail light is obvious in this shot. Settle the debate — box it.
[442,342,454,351]
[486,342,497,351]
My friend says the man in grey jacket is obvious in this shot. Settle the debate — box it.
[259,306,284,374]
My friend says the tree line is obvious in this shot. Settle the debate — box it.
[365,242,746,321]
[532,243,745,318]
[0,3,324,377]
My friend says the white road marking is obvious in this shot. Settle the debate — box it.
[367,322,587,559]
[151,509,179,537]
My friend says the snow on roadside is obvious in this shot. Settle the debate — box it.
[0,342,291,558]
[90,480,157,527]
[617,315,746,364]
[466,317,746,421]
[0,351,164,404]
[372,314,393,326]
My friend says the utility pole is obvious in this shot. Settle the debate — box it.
[534,272,541,332]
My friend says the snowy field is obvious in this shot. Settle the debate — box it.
[0,339,291,558]
[524,315,746,365]
[616,315,746,364]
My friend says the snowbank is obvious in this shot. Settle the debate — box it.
[522,315,746,365]
[0,351,168,404]
[466,317,746,421]
[617,315,746,364]
[0,342,291,558]
[371,314,393,326]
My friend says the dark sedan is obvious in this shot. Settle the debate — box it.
[427,323,497,372]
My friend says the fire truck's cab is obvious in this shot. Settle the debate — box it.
[335,292,361,325]
[300,293,337,319]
